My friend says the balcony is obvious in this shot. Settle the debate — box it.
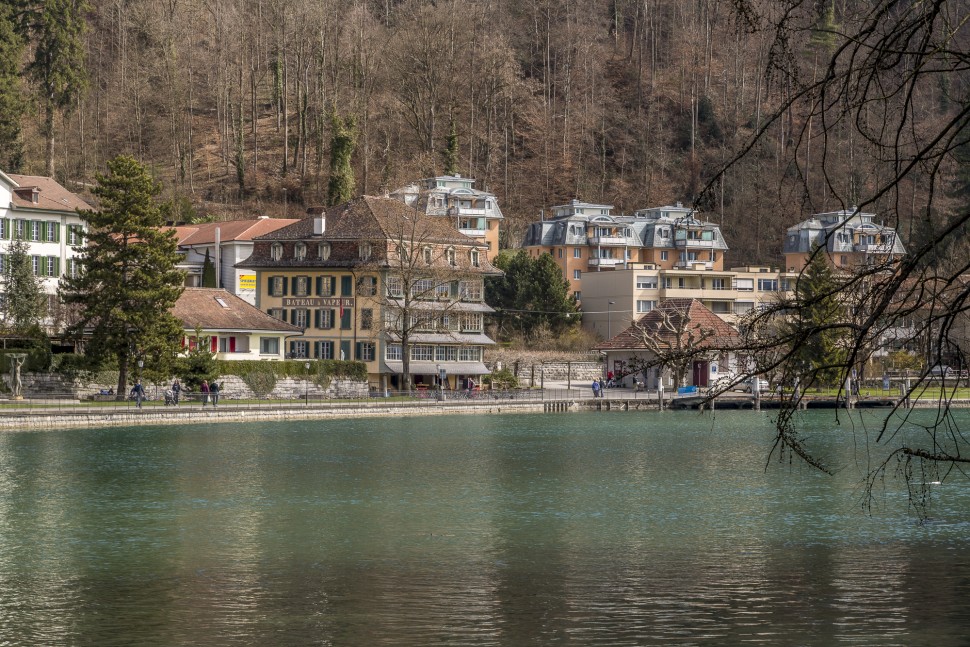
[590,235,628,246]
[459,227,487,238]
[855,241,893,253]
[674,238,717,249]
[673,260,714,270]
[588,257,623,267]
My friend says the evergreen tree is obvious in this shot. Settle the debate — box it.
[22,0,89,177]
[442,119,458,175]
[0,4,25,172]
[326,113,356,206]
[487,250,580,337]
[786,247,848,387]
[60,156,185,397]
[2,234,45,333]
[201,249,217,287]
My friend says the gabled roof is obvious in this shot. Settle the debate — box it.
[172,217,300,246]
[594,298,740,351]
[173,288,302,333]
[6,174,94,213]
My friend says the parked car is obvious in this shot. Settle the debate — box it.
[738,377,770,393]
[928,365,953,378]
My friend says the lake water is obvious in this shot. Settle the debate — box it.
[1,410,969,646]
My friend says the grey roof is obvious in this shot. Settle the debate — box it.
[783,209,906,255]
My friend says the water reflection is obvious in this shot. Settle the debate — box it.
[0,411,968,645]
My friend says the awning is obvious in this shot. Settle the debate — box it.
[384,333,496,345]
[383,361,490,375]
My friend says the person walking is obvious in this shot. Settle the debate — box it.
[130,381,146,409]
[200,380,210,407]
[210,381,220,407]
[171,379,181,406]
[598,378,606,397]
[592,380,600,399]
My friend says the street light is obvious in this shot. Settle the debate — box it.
[607,301,616,338]
[304,361,311,405]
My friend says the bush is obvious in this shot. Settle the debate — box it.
[484,366,519,389]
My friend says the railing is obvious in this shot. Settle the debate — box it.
[590,235,627,246]
[588,258,623,267]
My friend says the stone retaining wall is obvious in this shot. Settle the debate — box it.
[490,360,603,385]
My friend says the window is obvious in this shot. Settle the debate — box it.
[14,220,24,239]
[459,347,481,362]
[734,278,754,291]
[637,300,656,313]
[271,243,283,260]
[270,276,287,296]
[294,276,310,296]
[318,242,331,260]
[396,244,410,262]
[67,258,78,278]
[471,249,480,267]
[435,282,451,300]
[357,276,377,296]
[31,256,39,275]
[660,251,668,261]
[558,249,563,258]
[292,309,309,329]
[436,346,458,362]
[734,301,754,314]
[68,225,82,245]
[268,308,285,321]
[357,342,376,362]
[359,242,372,261]
[573,248,582,258]
[657,228,669,239]
[573,270,582,280]
[423,246,433,264]
[758,279,779,291]
[31,221,40,241]
[290,341,309,358]
[462,313,484,332]
[459,280,482,301]
[412,278,435,297]
[637,276,658,289]
[574,291,581,300]
[386,276,404,297]
[386,344,403,361]
[710,302,731,314]
[711,278,726,290]
[46,257,57,276]
[0,220,6,239]
[317,276,335,297]
[46,223,57,242]
[294,242,307,260]
[316,309,334,329]
[360,308,373,330]
[260,337,280,355]
[411,345,434,361]
[446,247,456,266]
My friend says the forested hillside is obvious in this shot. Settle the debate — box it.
[0,0,961,266]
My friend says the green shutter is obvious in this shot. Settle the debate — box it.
[341,275,353,296]
[355,342,362,360]
[340,308,351,330]
[340,340,351,361]
[314,309,321,328]
[53,222,60,242]
[315,276,322,296]
[54,257,60,276]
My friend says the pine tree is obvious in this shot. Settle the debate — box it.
[0,4,25,172]
[327,113,356,206]
[787,247,848,387]
[23,0,89,177]
[2,235,45,333]
[60,156,185,397]
[201,249,217,287]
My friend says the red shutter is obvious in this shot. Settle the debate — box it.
[211,336,218,352]
[229,336,236,353]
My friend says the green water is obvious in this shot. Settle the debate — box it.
[1,410,969,646]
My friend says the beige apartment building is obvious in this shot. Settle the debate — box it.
[580,264,799,338]
[783,208,906,272]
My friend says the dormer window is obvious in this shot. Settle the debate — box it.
[359,242,372,261]
[318,242,331,260]
[446,247,456,266]
[423,246,433,264]
[270,243,283,261]
[470,249,480,267]
[294,242,307,260]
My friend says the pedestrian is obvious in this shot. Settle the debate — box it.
[592,380,600,398]
[130,381,146,409]
[171,379,181,406]
[210,381,220,407]
[466,377,475,396]
[200,379,210,407]
[607,371,614,388]
[598,378,606,397]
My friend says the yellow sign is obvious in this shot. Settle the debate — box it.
[239,275,256,290]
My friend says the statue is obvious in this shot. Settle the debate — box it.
[8,354,25,400]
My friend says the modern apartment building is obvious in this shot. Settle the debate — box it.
[580,264,798,338]
[522,200,728,302]
[237,195,501,391]
[783,208,906,272]
[388,174,503,255]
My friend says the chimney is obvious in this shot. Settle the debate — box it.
[313,215,326,236]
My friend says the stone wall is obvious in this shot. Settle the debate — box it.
[489,360,604,385]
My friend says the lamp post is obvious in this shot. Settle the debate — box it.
[607,300,616,338]
[304,361,310,405]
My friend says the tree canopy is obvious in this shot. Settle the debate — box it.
[487,251,580,340]
[60,155,185,396]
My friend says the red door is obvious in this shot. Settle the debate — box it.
[692,361,709,387]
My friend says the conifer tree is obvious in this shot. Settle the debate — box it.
[0,4,25,172]
[22,0,89,177]
[201,249,217,287]
[2,235,45,333]
[442,119,458,176]
[327,113,356,206]
[61,156,185,397]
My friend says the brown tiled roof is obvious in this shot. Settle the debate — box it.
[172,217,300,246]
[239,195,501,275]
[7,174,94,212]
[173,288,302,333]
[594,298,740,351]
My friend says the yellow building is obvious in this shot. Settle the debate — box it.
[237,196,501,390]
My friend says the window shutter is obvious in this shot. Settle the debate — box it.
[210,336,218,352]
[340,308,351,329]
[54,257,60,276]
[313,341,320,358]
[315,276,322,296]
[229,336,236,353]
[355,342,362,360]
[341,275,353,296]
[314,309,321,328]
[340,340,351,361]
[289,341,296,356]
[53,223,60,242]
[327,309,335,329]
[39,221,46,240]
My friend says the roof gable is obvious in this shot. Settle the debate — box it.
[173,288,302,333]
[595,299,740,351]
